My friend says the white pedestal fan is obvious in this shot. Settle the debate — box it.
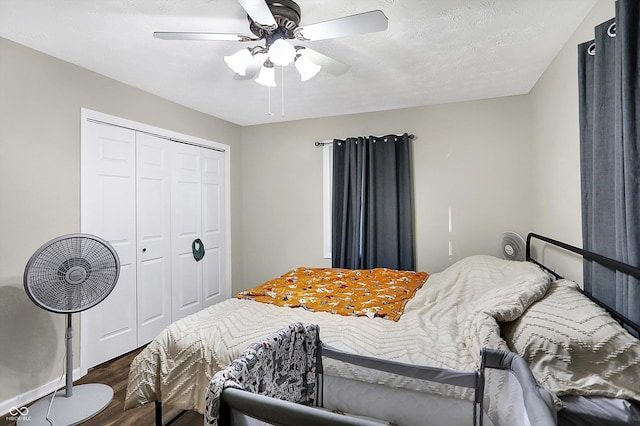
[20,233,120,426]
[499,232,526,261]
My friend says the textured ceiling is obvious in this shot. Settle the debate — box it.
[0,0,597,126]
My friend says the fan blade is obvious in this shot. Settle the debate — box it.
[298,48,350,76]
[295,10,388,41]
[237,0,277,27]
[233,53,268,80]
[154,32,256,41]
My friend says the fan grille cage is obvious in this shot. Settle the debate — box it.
[24,234,120,313]
[500,232,525,261]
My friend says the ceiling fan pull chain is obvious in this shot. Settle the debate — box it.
[266,86,273,116]
[281,66,285,116]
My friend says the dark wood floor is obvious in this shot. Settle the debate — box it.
[1,348,203,426]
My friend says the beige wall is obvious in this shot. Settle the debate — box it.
[0,37,242,403]
[240,96,533,288]
[529,0,614,283]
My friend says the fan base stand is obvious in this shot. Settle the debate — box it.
[17,384,113,426]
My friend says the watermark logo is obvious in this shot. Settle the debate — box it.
[6,406,31,422]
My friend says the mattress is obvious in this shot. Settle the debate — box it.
[125,254,552,423]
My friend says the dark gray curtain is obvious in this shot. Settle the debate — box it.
[332,133,414,270]
[578,0,640,327]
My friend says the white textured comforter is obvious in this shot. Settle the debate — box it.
[124,255,551,414]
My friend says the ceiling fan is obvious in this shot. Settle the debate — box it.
[154,0,388,86]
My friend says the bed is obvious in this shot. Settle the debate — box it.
[124,233,640,425]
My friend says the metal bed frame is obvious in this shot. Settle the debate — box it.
[526,233,640,335]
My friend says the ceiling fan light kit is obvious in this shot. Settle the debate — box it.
[154,0,388,87]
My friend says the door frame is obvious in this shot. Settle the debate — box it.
[79,108,232,376]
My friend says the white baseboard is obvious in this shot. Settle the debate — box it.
[0,368,81,418]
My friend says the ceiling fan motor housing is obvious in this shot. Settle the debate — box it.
[249,0,301,43]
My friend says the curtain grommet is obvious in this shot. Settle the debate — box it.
[588,43,596,56]
[607,22,616,37]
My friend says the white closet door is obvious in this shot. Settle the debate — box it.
[136,133,173,345]
[81,111,230,371]
[201,148,226,307]
[81,122,137,368]
[171,143,204,320]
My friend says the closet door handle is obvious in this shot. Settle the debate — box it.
[142,248,147,253]
[192,239,205,261]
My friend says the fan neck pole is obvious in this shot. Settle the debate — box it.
[66,313,73,397]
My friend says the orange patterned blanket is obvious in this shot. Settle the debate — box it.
[235,267,429,321]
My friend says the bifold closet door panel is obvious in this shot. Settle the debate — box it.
[171,142,204,320]
[201,148,226,307]
[81,122,138,368]
[136,133,173,345]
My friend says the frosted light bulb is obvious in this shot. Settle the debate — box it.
[255,65,276,87]
[295,54,322,81]
[268,39,296,66]
[224,49,253,75]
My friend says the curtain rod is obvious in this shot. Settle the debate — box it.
[315,134,415,146]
